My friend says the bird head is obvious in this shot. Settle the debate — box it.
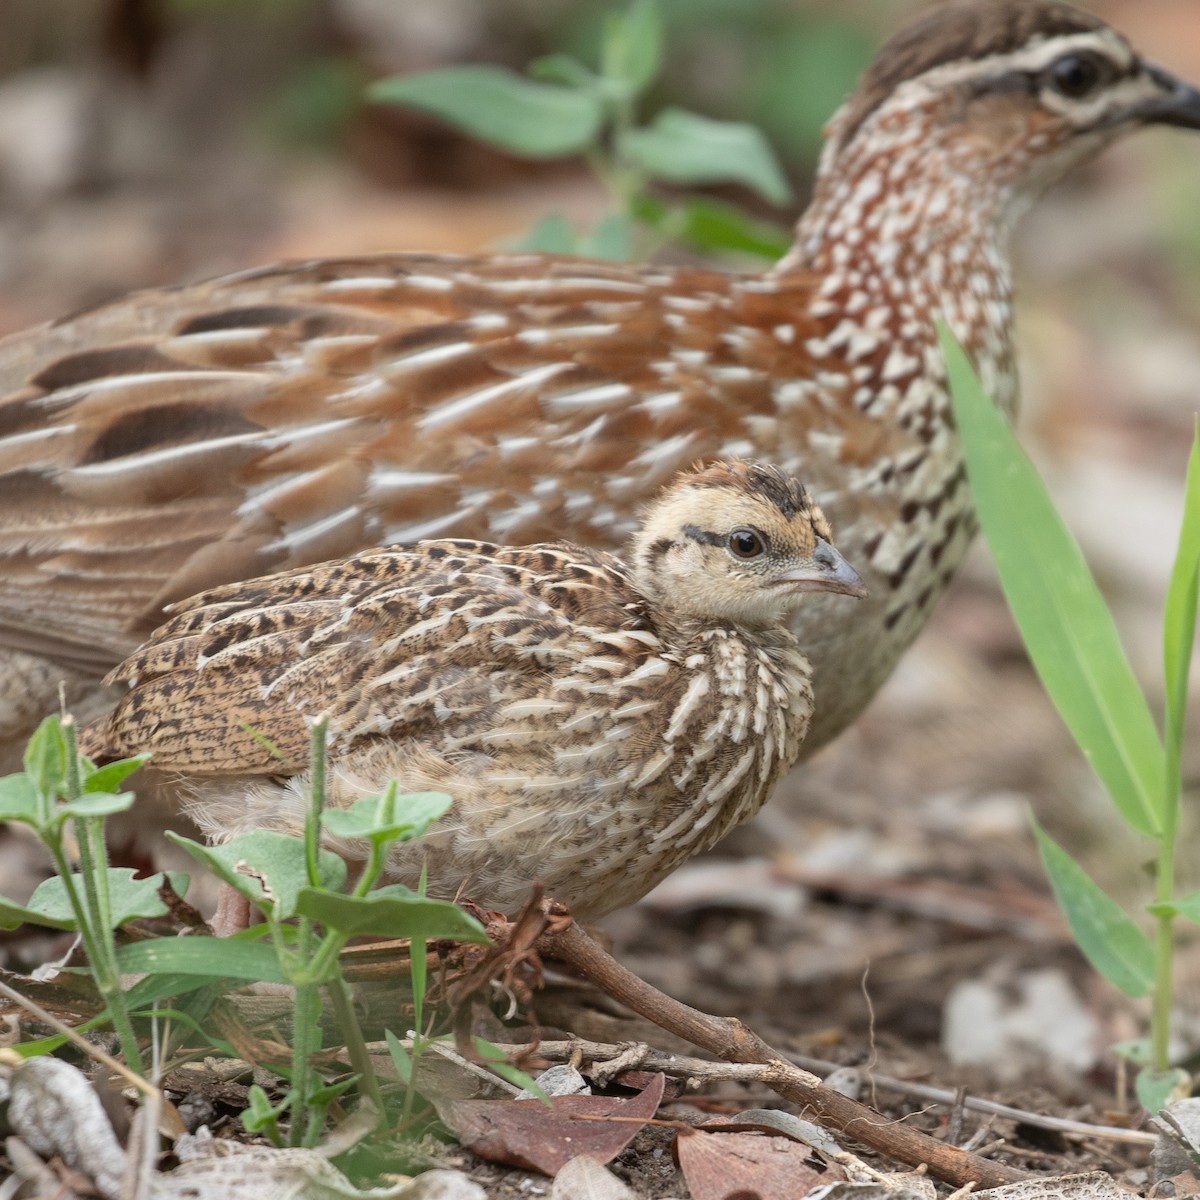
[815,0,1200,221]
[629,460,867,630]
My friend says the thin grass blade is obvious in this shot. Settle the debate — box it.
[1162,422,1200,827]
[941,327,1164,836]
[1031,818,1153,997]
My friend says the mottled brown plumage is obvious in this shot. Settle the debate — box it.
[4,1,1200,775]
[81,461,865,918]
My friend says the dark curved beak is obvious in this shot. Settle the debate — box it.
[775,537,868,599]
[1138,64,1200,130]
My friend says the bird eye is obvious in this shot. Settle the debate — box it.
[1047,53,1104,99]
[727,528,765,559]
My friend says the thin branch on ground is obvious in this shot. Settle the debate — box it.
[468,1037,1156,1149]
[535,911,1029,1191]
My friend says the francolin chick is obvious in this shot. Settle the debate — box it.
[81,461,865,921]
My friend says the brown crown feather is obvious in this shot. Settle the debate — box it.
[836,0,1114,152]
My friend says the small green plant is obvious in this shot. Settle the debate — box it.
[369,0,793,263]
[0,717,156,1075]
[941,326,1200,1114]
[0,715,501,1146]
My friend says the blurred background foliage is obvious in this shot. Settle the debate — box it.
[0,0,1197,322]
[0,0,895,183]
[0,0,926,335]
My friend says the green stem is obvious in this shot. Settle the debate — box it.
[326,976,384,1121]
[1150,679,1185,1075]
[289,922,321,1147]
[48,837,145,1075]
[1150,819,1178,1074]
[57,720,145,1074]
[303,929,347,985]
[306,718,329,889]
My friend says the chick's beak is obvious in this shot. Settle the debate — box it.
[1136,64,1200,131]
[776,537,868,599]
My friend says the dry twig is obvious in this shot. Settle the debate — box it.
[536,911,1028,1191]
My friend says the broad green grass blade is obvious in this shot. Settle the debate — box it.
[1031,818,1153,997]
[941,327,1164,836]
[1162,423,1200,819]
[116,937,288,983]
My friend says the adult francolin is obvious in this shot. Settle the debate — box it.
[81,461,865,918]
[3,0,1200,774]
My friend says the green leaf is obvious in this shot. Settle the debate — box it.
[0,895,76,931]
[166,830,346,919]
[82,755,150,794]
[602,0,664,94]
[386,1029,413,1085]
[1162,423,1200,809]
[677,197,791,262]
[578,214,634,261]
[1032,818,1154,997]
[292,887,488,943]
[1136,1066,1191,1115]
[126,1007,234,1056]
[24,716,67,797]
[25,870,188,929]
[369,67,603,159]
[619,108,792,206]
[320,788,450,846]
[59,792,135,819]
[116,936,289,983]
[1172,890,1200,925]
[1112,1038,1152,1065]
[0,773,41,823]
[473,1036,550,1101]
[242,1084,287,1141]
[511,213,579,255]
[941,327,1165,836]
[528,54,597,90]
[308,1075,358,1106]
[124,971,224,1012]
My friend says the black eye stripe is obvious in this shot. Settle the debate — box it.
[682,524,725,548]
[965,53,1133,104]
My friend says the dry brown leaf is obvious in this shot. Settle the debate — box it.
[436,1072,666,1176]
[675,1126,835,1200]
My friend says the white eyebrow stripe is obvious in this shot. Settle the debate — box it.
[921,30,1135,88]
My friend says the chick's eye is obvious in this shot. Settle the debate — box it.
[728,528,765,559]
[1048,53,1102,98]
